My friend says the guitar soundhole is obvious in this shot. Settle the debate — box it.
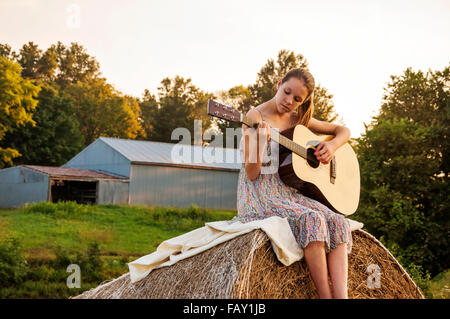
[307,147,320,168]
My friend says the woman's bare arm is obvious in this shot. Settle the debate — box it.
[243,108,269,181]
[307,117,351,164]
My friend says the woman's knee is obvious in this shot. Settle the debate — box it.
[333,242,348,251]
[304,241,326,251]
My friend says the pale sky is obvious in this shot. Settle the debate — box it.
[1,0,449,138]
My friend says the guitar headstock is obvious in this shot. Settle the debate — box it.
[207,100,241,123]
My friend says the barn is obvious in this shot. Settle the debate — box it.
[0,137,242,210]
[0,165,129,208]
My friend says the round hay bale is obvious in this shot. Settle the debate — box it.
[72,229,424,299]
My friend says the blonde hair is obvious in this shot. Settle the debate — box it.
[280,68,315,127]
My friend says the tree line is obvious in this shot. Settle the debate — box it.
[0,42,340,168]
[0,41,448,279]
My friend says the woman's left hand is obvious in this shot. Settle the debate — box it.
[314,141,336,164]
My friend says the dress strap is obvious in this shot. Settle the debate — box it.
[255,108,264,122]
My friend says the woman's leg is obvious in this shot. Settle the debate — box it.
[326,243,348,299]
[303,241,332,299]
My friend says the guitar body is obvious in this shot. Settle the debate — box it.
[277,125,360,216]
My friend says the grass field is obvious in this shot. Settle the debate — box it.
[0,201,237,298]
[0,201,236,258]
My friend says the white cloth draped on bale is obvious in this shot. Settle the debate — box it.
[127,216,364,283]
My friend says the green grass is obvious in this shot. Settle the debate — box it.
[0,201,237,298]
[424,269,450,299]
[0,201,237,259]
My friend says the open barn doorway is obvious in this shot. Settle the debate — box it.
[50,180,98,204]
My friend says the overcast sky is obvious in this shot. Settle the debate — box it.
[1,0,449,137]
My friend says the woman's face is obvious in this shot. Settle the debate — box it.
[274,77,309,114]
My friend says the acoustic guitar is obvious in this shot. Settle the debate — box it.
[207,99,360,216]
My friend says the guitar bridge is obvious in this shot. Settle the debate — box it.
[330,156,336,184]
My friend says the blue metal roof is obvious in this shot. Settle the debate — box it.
[98,137,243,171]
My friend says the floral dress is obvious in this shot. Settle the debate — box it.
[234,134,353,254]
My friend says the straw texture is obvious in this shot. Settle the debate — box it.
[72,229,424,299]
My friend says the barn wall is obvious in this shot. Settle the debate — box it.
[64,139,131,177]
[0,166,49,208]
[128,164,239,210]
[97,179,130,205]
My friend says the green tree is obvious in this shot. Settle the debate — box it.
[0,44,18,60]
[1,41,143,159]
[148,76,214,144]
[0,57,40,168]
[354,65,449,277]
[17,41,42,79]
[312,85,341,123]
[124,94,146,139]
[64,78,143,145]
[36,45,58,82]
[139,89,158,139]
[53,41,101,86]
[3,41,100,85]
[0,83,84,166]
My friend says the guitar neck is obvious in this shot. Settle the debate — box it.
[207,99,313,162]
[241,114,308,160]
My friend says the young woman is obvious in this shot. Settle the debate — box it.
[237,68,352,299]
